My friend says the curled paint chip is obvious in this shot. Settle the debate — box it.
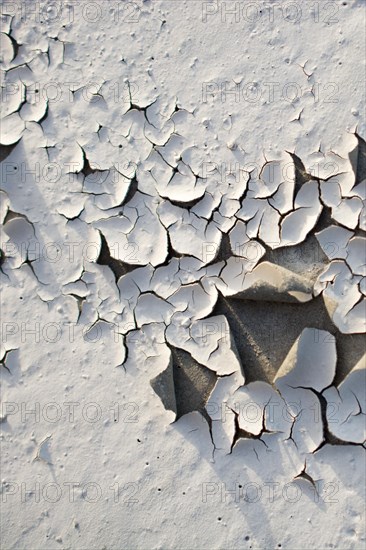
[274,327,336,391]
[323,355,366,444]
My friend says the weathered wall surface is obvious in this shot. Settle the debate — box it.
[0,1,365,549]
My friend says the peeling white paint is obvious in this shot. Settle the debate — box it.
[0,1,365,548]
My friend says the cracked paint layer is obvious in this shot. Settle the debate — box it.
[0,2,365,549]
